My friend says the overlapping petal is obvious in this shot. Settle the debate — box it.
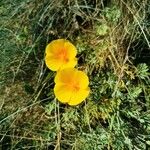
[68,87,90,106]
[54,84,73,103]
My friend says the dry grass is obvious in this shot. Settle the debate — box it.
[0,0,150,149]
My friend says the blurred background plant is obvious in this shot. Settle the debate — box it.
[0,0,150,149]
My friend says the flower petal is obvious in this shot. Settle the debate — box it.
[54,84,73,103]
[64,41,77,59]
[54,68,77,84]
[76,70,89,89]
[60,58,77,70]
[45,39,65,56]
[54,68,89,87]
[68,87,90,106]
[45,56,62,71]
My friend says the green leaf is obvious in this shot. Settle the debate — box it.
[136,63,149,80]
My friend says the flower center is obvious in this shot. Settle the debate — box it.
[69,81,80,92]
[57,48,69,62]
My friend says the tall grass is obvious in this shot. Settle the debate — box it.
[0,0,150,149]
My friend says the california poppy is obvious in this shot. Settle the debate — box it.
[54,68,90,106]
[45,39,77,71]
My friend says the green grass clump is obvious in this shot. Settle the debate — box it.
[0,0,150,149]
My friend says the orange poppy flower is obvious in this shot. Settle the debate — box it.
[54,68,90,106]
[45,39,77,71]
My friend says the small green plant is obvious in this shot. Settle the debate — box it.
[96,24,109,36]
[103,6,121,23]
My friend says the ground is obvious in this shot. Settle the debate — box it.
[0,0,150,150]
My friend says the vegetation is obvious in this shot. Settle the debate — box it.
[0,0,150,149]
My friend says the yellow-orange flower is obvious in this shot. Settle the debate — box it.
[54,68,90,106]
[45,39,77,71]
